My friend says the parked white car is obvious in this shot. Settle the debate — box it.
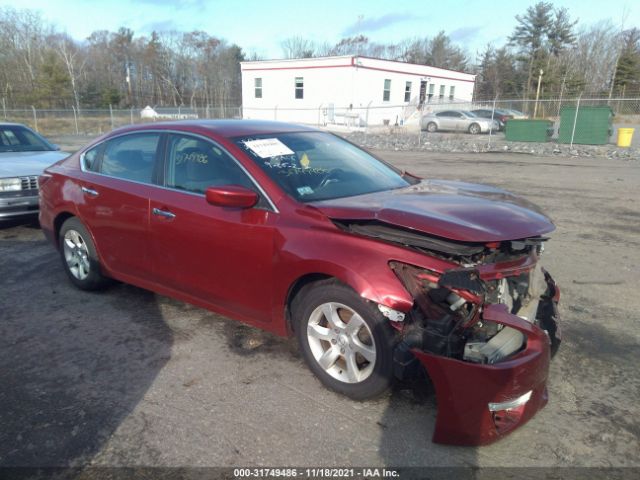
[0,123,68,220]
[420,110,499,134]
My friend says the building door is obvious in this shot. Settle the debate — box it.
[419,81,427,106]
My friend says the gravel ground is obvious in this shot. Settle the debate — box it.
[341,130,640,160]
[1,143,639,471]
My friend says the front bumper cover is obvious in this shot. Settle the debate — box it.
[0,192,39,218]
[412,273,560,446]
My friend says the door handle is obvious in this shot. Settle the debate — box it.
[152,207,176,219]
[81,186,99,197]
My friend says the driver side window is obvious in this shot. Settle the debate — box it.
[166,134,255,194]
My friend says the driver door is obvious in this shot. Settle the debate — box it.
[148,133,277,323]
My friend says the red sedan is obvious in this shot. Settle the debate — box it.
[38,120,560,445]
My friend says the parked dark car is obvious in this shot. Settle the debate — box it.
[0,123,67,220]
[471,109,515,131]
[39,120,561,446]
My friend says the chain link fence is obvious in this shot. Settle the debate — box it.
[0,105,242,137]
[2,98,638,148]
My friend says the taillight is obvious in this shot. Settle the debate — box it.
[38,173,52,188]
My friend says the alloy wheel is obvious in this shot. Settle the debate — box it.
[63,229,90,280]
[306,302,376,383]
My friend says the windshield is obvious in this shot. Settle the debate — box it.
[234,131,413,202]
[0,126,53,152]
[462,111,477,118]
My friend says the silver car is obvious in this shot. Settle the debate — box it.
[420,110,499,134]
[0,123,68,220]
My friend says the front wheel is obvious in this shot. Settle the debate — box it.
[468,123,481,134]
[59,217,111,290]
[426,122,438,133]
[293,281,396,400]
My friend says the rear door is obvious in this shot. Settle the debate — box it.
[436,111,459,130]
[148,133,277,323]
[75,132,161,281]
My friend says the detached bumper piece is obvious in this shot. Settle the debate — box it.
[413,303,553,445]
[390,256,560,445]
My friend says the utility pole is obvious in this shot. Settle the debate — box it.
[125,61,133,106]
[533,69,544,118]
[609,7,629,103]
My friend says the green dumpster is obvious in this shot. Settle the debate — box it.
[558,106,613,145]
[505,119,553,142]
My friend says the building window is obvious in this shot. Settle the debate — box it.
[404,81,412,102]
[439,85,445,100]
[383,79,391,102]
[254,78,262,98]
[428,84,434,102]
[449,86,455,100]
[295,77,304,99]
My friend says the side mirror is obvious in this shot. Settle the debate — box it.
[51,144,61,151]
[205,185,259,209]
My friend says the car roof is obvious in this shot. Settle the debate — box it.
[108,119,318,139]
[0,122,29,127]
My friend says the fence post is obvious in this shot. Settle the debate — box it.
[130,107,134,125]
[488,95,498,150]
[570,94,582,149]
[109,104,114,130]
[31,106,38,132]
[364,101,373,144]
[2,97,5,120]
[72,106,79,135]
[274,105,278,121]
[205,104,210,119]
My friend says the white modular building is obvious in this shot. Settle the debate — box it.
[240,56,476,127]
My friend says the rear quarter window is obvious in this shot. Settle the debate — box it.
[82,145,102,172]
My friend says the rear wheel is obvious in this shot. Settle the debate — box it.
[293,281,396,400]
[426,122,438,133]
[59,217,110,290]
[468,123,481,134]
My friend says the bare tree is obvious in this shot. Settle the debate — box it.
[53,34,86,113]
[280,36,317,59]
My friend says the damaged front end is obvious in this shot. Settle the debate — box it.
[390,243,560,445]
[338,220,561,445]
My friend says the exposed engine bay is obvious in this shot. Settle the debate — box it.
[334,220,561,377]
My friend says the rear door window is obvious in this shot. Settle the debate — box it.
[100,133,160,183]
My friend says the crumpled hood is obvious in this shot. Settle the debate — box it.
[0,151,69,178]
[310,179,555,242]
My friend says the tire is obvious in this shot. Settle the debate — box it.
[468,123,481,134]
[58,217,111,290]
[292,280,397,400]
[426,122,438,133]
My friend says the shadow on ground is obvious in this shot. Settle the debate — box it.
[0,225,173,467]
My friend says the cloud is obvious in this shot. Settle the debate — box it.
[449,26,482,43]
[141,20,180,33]
[137,0,204,6]
[342,13,414,36]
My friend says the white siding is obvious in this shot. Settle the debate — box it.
[241,56,475,126]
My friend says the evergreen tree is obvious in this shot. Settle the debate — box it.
[614,28,640,95]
